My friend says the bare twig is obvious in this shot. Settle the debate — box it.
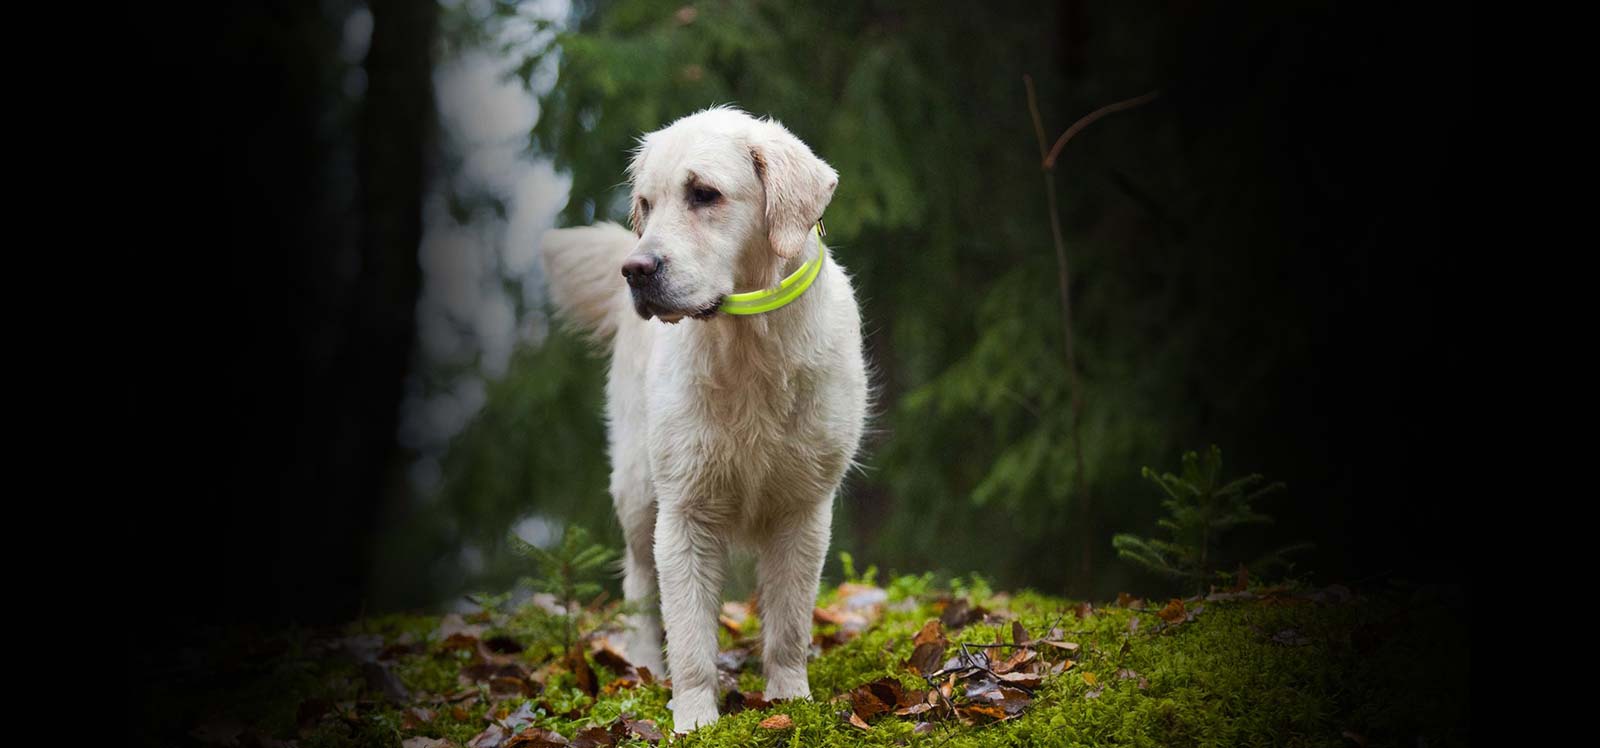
[1022,76,1160,592]
[1043,90,1162,170]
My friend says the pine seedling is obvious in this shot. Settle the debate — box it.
[1113,445,1311,594]
[509,524,619,649]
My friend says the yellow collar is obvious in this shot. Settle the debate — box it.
[718,222,826,315]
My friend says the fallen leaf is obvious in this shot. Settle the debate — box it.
[847,712,872,731]
[1072,602,1095,619]
[958,703,1007,724]
[402,739,452,748]
[570,726,615,748]
[719,600,752,636]
[913,721,936,734]
[401,706,436,730]
[589,641,633,674]
[993,647,1036,674]
[1117,593,1145,609]
[503,727,569,747]
[1012,620,1030,645]
[847,677,903,720]
[906,621,948,676]
[939,599,987,629]
[721,689,771,714]
[566,644,597,696]
[489,676,532,699]
[621,717,662,742]
[998,671,1043,688]
[1156,599,1187,625]
[468,724,508,748]
[1082,671,1098,686]
[1039,640,1080,653]
[494,702,539,732]
[758,714,794,730]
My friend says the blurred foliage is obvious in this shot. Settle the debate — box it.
[378,0,1405,608]
[1113,446,1310,593]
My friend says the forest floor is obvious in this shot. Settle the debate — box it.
[144,574,1467,748]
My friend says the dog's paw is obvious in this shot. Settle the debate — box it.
[669,690,720,734]
[764,669,812,701]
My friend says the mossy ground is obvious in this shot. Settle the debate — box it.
[140,576,1467,747]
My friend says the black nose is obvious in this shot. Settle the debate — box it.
[621,254,662,288]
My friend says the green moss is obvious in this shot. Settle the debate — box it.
[145,578,1465,747]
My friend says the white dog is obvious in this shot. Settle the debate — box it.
[538,106,868,731]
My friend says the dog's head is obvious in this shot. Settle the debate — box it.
[622,106,838,323]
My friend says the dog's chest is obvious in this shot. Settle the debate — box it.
[648,346,851,515]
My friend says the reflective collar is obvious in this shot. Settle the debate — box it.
[718,222,826,316]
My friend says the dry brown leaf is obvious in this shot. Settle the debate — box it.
[998,671,1043,688]
[993,648,1036,674]
[1082,671,1098,686]
[959,703,1008,724]
[400,706,436,730]
[939,599,987,629]
[468,724,508,748]
[566,644,596,696]
[589,640,633,674]
[1012,620,1030,645]
[758,714,794,730]
[847,712,872,731]
[403,739,452,748]
[894,702,934,717]
[570,725,615,748]
[621,717,662,742]
[1157,599,1187,625]
[503,727,570,747]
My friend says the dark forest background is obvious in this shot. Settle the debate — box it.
[122,0,1474,663]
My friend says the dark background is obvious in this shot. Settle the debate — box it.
[121,0,1474,665]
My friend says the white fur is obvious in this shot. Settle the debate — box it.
[538,107,868,732]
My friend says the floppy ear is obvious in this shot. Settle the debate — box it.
[750,122,839,259]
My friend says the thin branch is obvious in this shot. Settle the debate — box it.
[1023,75,1093,592]
[1043,90,1162,171]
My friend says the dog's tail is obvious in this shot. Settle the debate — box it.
[539,222,634,344]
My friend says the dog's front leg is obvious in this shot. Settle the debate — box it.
[654,505,728,732]
[756,500,831,701]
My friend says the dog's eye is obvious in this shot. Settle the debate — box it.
[639,198,651,215]
[689,186,721,207]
